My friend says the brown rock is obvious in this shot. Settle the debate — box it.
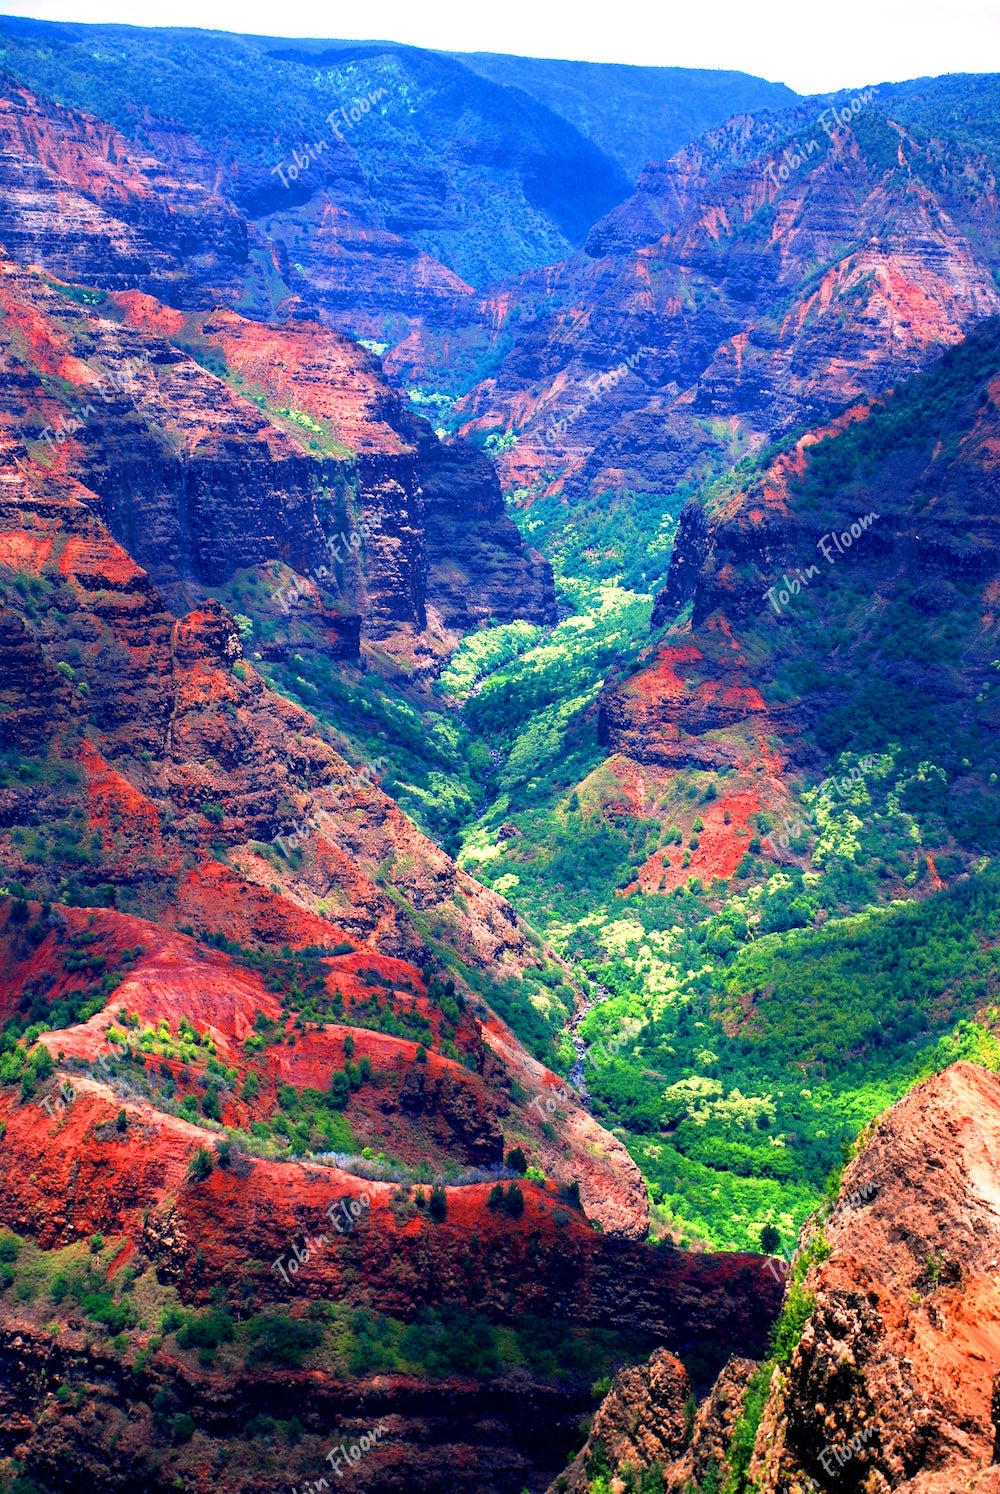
[750,1062,1000,1494]
[550,1348,691,1493]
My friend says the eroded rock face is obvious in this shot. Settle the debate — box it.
[0,80,554,656]
[0,606,68,749]
[0,890,783,1494]
[750,1063,1000,1494]
[550,1348,692,1493]
[594,321,1000,895]
[396,1059,504,1166]
[0,73,248,304]
[445,103,1000,509]
[675,1355,759,1490]
[0,1318,621,1494]
[417,432,557,631]
[549,1346,761,1493]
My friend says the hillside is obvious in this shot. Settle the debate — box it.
[447,54,797,180]
[0,18,634,291]
[454,317,1000,1253]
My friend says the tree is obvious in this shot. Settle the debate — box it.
[505,1146,528,1174]
[504,1183,524,1218]
[328,1069,350,1109]
[115,1108,127,1132]
[760,1224,781,1255]
[429,1185,447,1221]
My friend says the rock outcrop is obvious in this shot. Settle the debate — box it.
[0,72,248,304]
[0,252,553,659]
[749,1062,1000,1493]
[551,1347,760,1493]
[559,1060,1000,1494]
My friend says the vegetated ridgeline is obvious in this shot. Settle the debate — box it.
[554,1060,1000,1493]
[598,319,1000,895]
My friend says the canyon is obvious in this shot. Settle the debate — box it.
[0,21,1000,1494]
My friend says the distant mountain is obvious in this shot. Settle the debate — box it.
[449,52,799,180]
[0,16,636,292]
[431,74,1000,591]
[0,15,804,346]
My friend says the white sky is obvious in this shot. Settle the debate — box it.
[0,0,998,95]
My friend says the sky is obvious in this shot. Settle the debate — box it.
[0,0,998,94]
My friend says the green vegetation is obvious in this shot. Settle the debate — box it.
[0,1224,659,1410]
[187,1147,214,1182]
[563,867,1000,1251]
[326,1303,657,1387]
[721,1233,830,1494]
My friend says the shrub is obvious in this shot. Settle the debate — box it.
[328,1069,350,1108]
[562,1180,582,1210]
[0,1232,21,1263]
[504,1183,524,1217]
[429,1185,447,1222]
[505,1146,528,1174]
[31,1045,54,1081]
[80,1289,135,1333]
[171,1412,196,1443]
[247,1312,322,1367]
[187,1147,214,1182]
[115,1108,127,1132]
[177,1308,234,1363]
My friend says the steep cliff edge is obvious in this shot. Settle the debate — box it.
[0,252,553,660]
[0,72,248,305]
[748,1061,1000,1493]
[0,71,555,662]
[448,92,1000,510]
